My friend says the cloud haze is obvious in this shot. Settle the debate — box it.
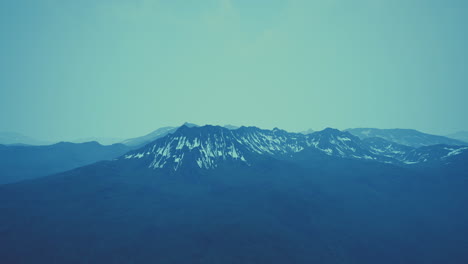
[1,0,467,141]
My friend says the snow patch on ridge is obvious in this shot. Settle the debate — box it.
[442,147,468,159]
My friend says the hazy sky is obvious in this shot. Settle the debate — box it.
[1,0,467,141]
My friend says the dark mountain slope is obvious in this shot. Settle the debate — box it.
[0,141,131,184]
[1,125,468,263]
[1,149,468,263]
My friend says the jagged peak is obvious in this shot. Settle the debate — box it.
[175,124,227,134]
[120,124,468,172]
[320,127,342,134]
[272,127,286,132]
[312,128,358,139]
[171,122,199,133]
[181,122,198,127]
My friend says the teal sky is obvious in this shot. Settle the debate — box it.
[1,0,467,141]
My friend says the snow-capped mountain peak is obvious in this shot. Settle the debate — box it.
[122,125,468,171]
[123,125,307,170]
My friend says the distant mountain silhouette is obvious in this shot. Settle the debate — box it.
[446,131,468,143]
[70,137,125,145]
[0,141,131,184]
[0,131,51,145]
[121,122,198,147]
[346,128,467,147]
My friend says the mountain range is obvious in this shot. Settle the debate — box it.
[1,124,468,263]
[2,125,468,185]
[3,126,466,148]
[122,125,468,171]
